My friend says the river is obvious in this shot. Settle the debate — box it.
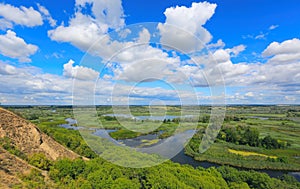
[59,118,300,181]
[171,149,300,181]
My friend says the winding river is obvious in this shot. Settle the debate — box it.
[60,117,300,181]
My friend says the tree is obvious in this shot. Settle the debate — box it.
[229,182,250,189]
[223,128,238,143]
[261,135,281,149]
[242,127,259,146]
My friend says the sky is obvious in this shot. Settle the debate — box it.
[0,0,300,105]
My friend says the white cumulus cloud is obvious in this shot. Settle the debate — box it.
[0,3,43,27]
[263,38,300,63]
[48,0,124,52]
[158,1,216,53]
[63,59,99,80]
[0,30,38,62]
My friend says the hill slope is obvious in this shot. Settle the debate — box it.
[0,107,79,161]
[0,146,35,188]
[0,107,82,188]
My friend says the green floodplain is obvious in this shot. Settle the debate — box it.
[4,105,300,188]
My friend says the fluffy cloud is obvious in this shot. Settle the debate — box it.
[158,2,216,52]
[0,30,38,62]
[48,0,124,52]
[63,59,99,80]
[179,47,250,87]
[48,3,129,62]
[106,27,182,82]
[0,3,43,27]
[213,49,230,63]
[262,38,300,63]
[49,12,104,51]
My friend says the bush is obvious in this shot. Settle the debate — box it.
[28,153,52,170]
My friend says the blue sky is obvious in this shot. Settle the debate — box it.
[0,0,299,105]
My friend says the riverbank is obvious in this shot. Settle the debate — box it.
[185,140,300,172]
[172,149,300,182]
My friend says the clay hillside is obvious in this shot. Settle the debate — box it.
[0,107,79,160]
[0,107,81,188]
[0,146,43,188]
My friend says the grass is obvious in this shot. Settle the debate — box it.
[109,129,141,140]
[139,139,160,147]
[228,149,277,159]
[241,113,287,118]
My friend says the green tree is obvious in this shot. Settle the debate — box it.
[242,127,259,146]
